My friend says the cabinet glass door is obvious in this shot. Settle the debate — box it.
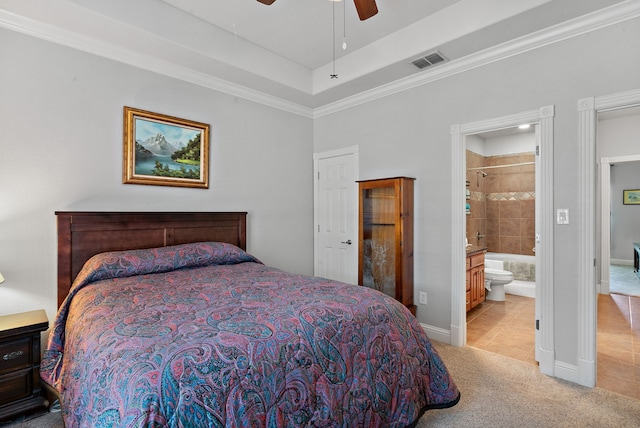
[361,185,396,298]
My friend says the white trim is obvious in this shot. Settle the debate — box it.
[313,1,640,118]
[0,9,314,119]
[599,160,611,295]
[450,123,466,347]
[577,97,597,388]
[601,154,640,162]
[451,106,555,379]
[611,259,634,266]
[1,2,638,118]
[421,323,451,344]
[312,146,360,279]
[537,105,555,376]
[555,361,580,384]
[577,88,640,388]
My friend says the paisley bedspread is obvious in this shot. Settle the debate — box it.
[41,242,459,427]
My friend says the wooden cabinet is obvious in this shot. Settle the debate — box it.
[358,177,415,315]
[0,310,49,421]
[466,252,485,312]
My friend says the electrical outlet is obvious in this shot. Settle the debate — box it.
[419,292,427,305]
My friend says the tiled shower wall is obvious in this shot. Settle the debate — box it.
[466,151,535,256]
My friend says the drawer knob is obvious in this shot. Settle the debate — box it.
[3,350,24,361]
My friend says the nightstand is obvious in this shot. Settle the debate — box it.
[0,310,49,421]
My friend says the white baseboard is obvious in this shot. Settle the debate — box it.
[423,324,595,389]
[421,323,451,344]
[555,356,597,388]
[538,347,555,377]
[554,360,580,385]
[611,259,633,266]
[577,358,596,387]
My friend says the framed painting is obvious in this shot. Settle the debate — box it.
[123,107,210,188]
[623,189,640,205]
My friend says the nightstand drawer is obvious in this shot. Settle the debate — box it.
[0,310,48,421]
[0,338,31,373]
[0,368,33,407]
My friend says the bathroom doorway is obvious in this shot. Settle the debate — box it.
[465,126,538,364]
[450,106,555,377]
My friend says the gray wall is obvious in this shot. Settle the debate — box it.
[1,13,639,373]
[0,28,314,322]
[610,162,640,261]
[314,18,640,365]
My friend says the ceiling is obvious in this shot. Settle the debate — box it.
[162,0,462,71]
[0,0,633,114]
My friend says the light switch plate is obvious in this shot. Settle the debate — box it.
[557,208,569,225]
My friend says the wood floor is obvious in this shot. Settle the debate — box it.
[596,292,640,400]
[466,292,640,400]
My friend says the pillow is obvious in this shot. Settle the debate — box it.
[74,241,261,286]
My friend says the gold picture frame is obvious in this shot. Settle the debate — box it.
[623,189,640,205]
[123,107,209,188]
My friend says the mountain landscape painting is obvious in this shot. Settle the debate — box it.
[134,120,201,178]
[123,107,209,188]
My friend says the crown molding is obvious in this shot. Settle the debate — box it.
[314,0,640,118]
[1,1,638,120]
[0,8,314,119]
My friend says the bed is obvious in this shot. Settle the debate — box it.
[42,211,459,427]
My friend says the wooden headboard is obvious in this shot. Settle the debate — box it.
[56,211,247,307]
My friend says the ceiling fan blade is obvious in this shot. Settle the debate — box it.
[354,0,378,21]
[257,0,276,5]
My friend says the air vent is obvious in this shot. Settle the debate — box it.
[411,51,447,70]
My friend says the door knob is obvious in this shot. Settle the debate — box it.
[341,239,352,245]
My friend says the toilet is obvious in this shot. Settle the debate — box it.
[484,259,513,301]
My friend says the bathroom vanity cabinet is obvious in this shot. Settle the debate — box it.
[358,177,415,315]
[466,251,485,312]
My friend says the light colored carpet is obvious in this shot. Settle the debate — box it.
[420,341,640,427]
[5,341,640,427]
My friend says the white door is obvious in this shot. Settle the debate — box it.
[313,147,358,284]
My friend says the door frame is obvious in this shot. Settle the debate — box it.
[598,154,640,295]
[450,105,555,377]
[577,88,640,387]
[313,145,360,280]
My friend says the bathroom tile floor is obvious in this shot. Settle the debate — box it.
[466,292,640,400]
[466,294,537,365]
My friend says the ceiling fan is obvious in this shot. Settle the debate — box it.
[256,0,378,21]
